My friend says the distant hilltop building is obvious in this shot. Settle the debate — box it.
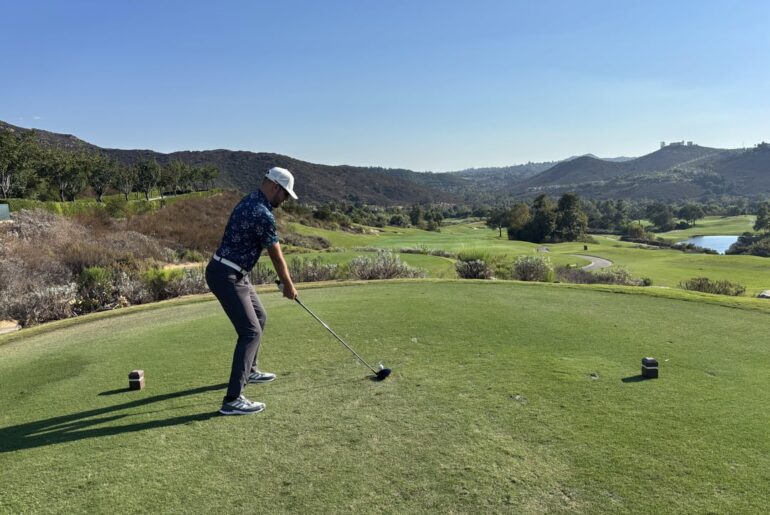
[660,140,695,148]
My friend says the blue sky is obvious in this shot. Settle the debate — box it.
[2,0,769,171]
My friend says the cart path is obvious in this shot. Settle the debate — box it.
[571,254,613,270]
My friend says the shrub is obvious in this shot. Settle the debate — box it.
[456,249,497,279]
[142,268,185,301]
[0,208,216,326]
[179,249,205,262]
[168,267,209,297]
[623,224,647,239]
[512,255,554,282]
[249,262,277,285]
[399,246,456,258]
[346,251,425,280]
[747,238,770,257]
[0,283,77,327]
[288,256,339,283]
[456,259,493,279]
[76,266,115,314]
[680,277,745,296]
[457,249,491,263]
[671,242,718,255]
[556,265,641,286]
[113,270,152,305]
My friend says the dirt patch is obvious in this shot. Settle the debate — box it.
[0,320,21,335]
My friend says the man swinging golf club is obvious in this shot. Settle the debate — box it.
[206,167,299,415]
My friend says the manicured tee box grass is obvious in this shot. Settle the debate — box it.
[2,281,769,513]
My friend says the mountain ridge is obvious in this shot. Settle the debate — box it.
[3,120,769,203]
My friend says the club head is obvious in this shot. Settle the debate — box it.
[372,368,392,381]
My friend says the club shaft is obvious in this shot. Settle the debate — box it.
[295,298,377,374]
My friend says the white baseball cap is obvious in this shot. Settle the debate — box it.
[265,167,298,199]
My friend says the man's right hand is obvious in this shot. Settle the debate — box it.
[282,281,298,300]
[268,243,298,300]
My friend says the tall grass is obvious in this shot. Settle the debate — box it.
[126,191,242,253]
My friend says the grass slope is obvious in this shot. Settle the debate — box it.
[2,281,769,513]
[547,239,770,295]
[658,215,756,241]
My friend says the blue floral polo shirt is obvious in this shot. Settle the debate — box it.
[215,190,280,271]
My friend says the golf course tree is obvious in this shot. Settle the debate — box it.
[388,212,409,227]
[646,202,676,231]
[0,129,38,199]
[581,198,641,232]
[503,202,531,240]
[86,152,117,202]
[678,203,705,227]
[500,193,588,243]
[408,204,423,225]
[612,199,630,228]
[485,206,509,237]
[40,148,89,202]
[555,192,588,241]
[753,201,770,232]
[197,163,219,191]
[424,207,444,231]
[180,163,200,193]
[162,159,187,195]
[528,194,557,242]
[112,162,137,201]
[135,159,162,200]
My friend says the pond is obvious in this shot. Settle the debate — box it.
[681,235,739,254]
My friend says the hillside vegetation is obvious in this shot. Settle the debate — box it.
[5,120,770,204]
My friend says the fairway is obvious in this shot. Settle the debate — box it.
[1,281,769,513]
[285,218,770,294]
[658,215,756,241]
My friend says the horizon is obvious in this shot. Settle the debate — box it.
[4,117,755,173]
[3,1,769,171]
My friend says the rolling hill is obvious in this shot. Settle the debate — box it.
[513,144,770,200]
[3,120,770,202]
[1,121,467,205]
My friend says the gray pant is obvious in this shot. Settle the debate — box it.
[205,259,267,399]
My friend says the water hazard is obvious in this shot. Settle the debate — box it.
[681,235,739,254]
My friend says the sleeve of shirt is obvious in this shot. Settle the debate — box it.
[260,213,280,248]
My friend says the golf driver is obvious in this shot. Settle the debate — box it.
[276,280,392,381]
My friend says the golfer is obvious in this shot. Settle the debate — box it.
[206,167,299,415]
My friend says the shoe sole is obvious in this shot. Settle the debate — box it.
[219,405,266,415]
[248,376,276,384]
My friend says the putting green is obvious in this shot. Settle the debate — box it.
[1,281,769,513]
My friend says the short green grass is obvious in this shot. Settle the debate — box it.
[287,217,770,294]
[546,239,770,295]
[658,215,756,241]
[2,281,769,513]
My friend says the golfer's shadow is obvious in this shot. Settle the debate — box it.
[0,383,226,453]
